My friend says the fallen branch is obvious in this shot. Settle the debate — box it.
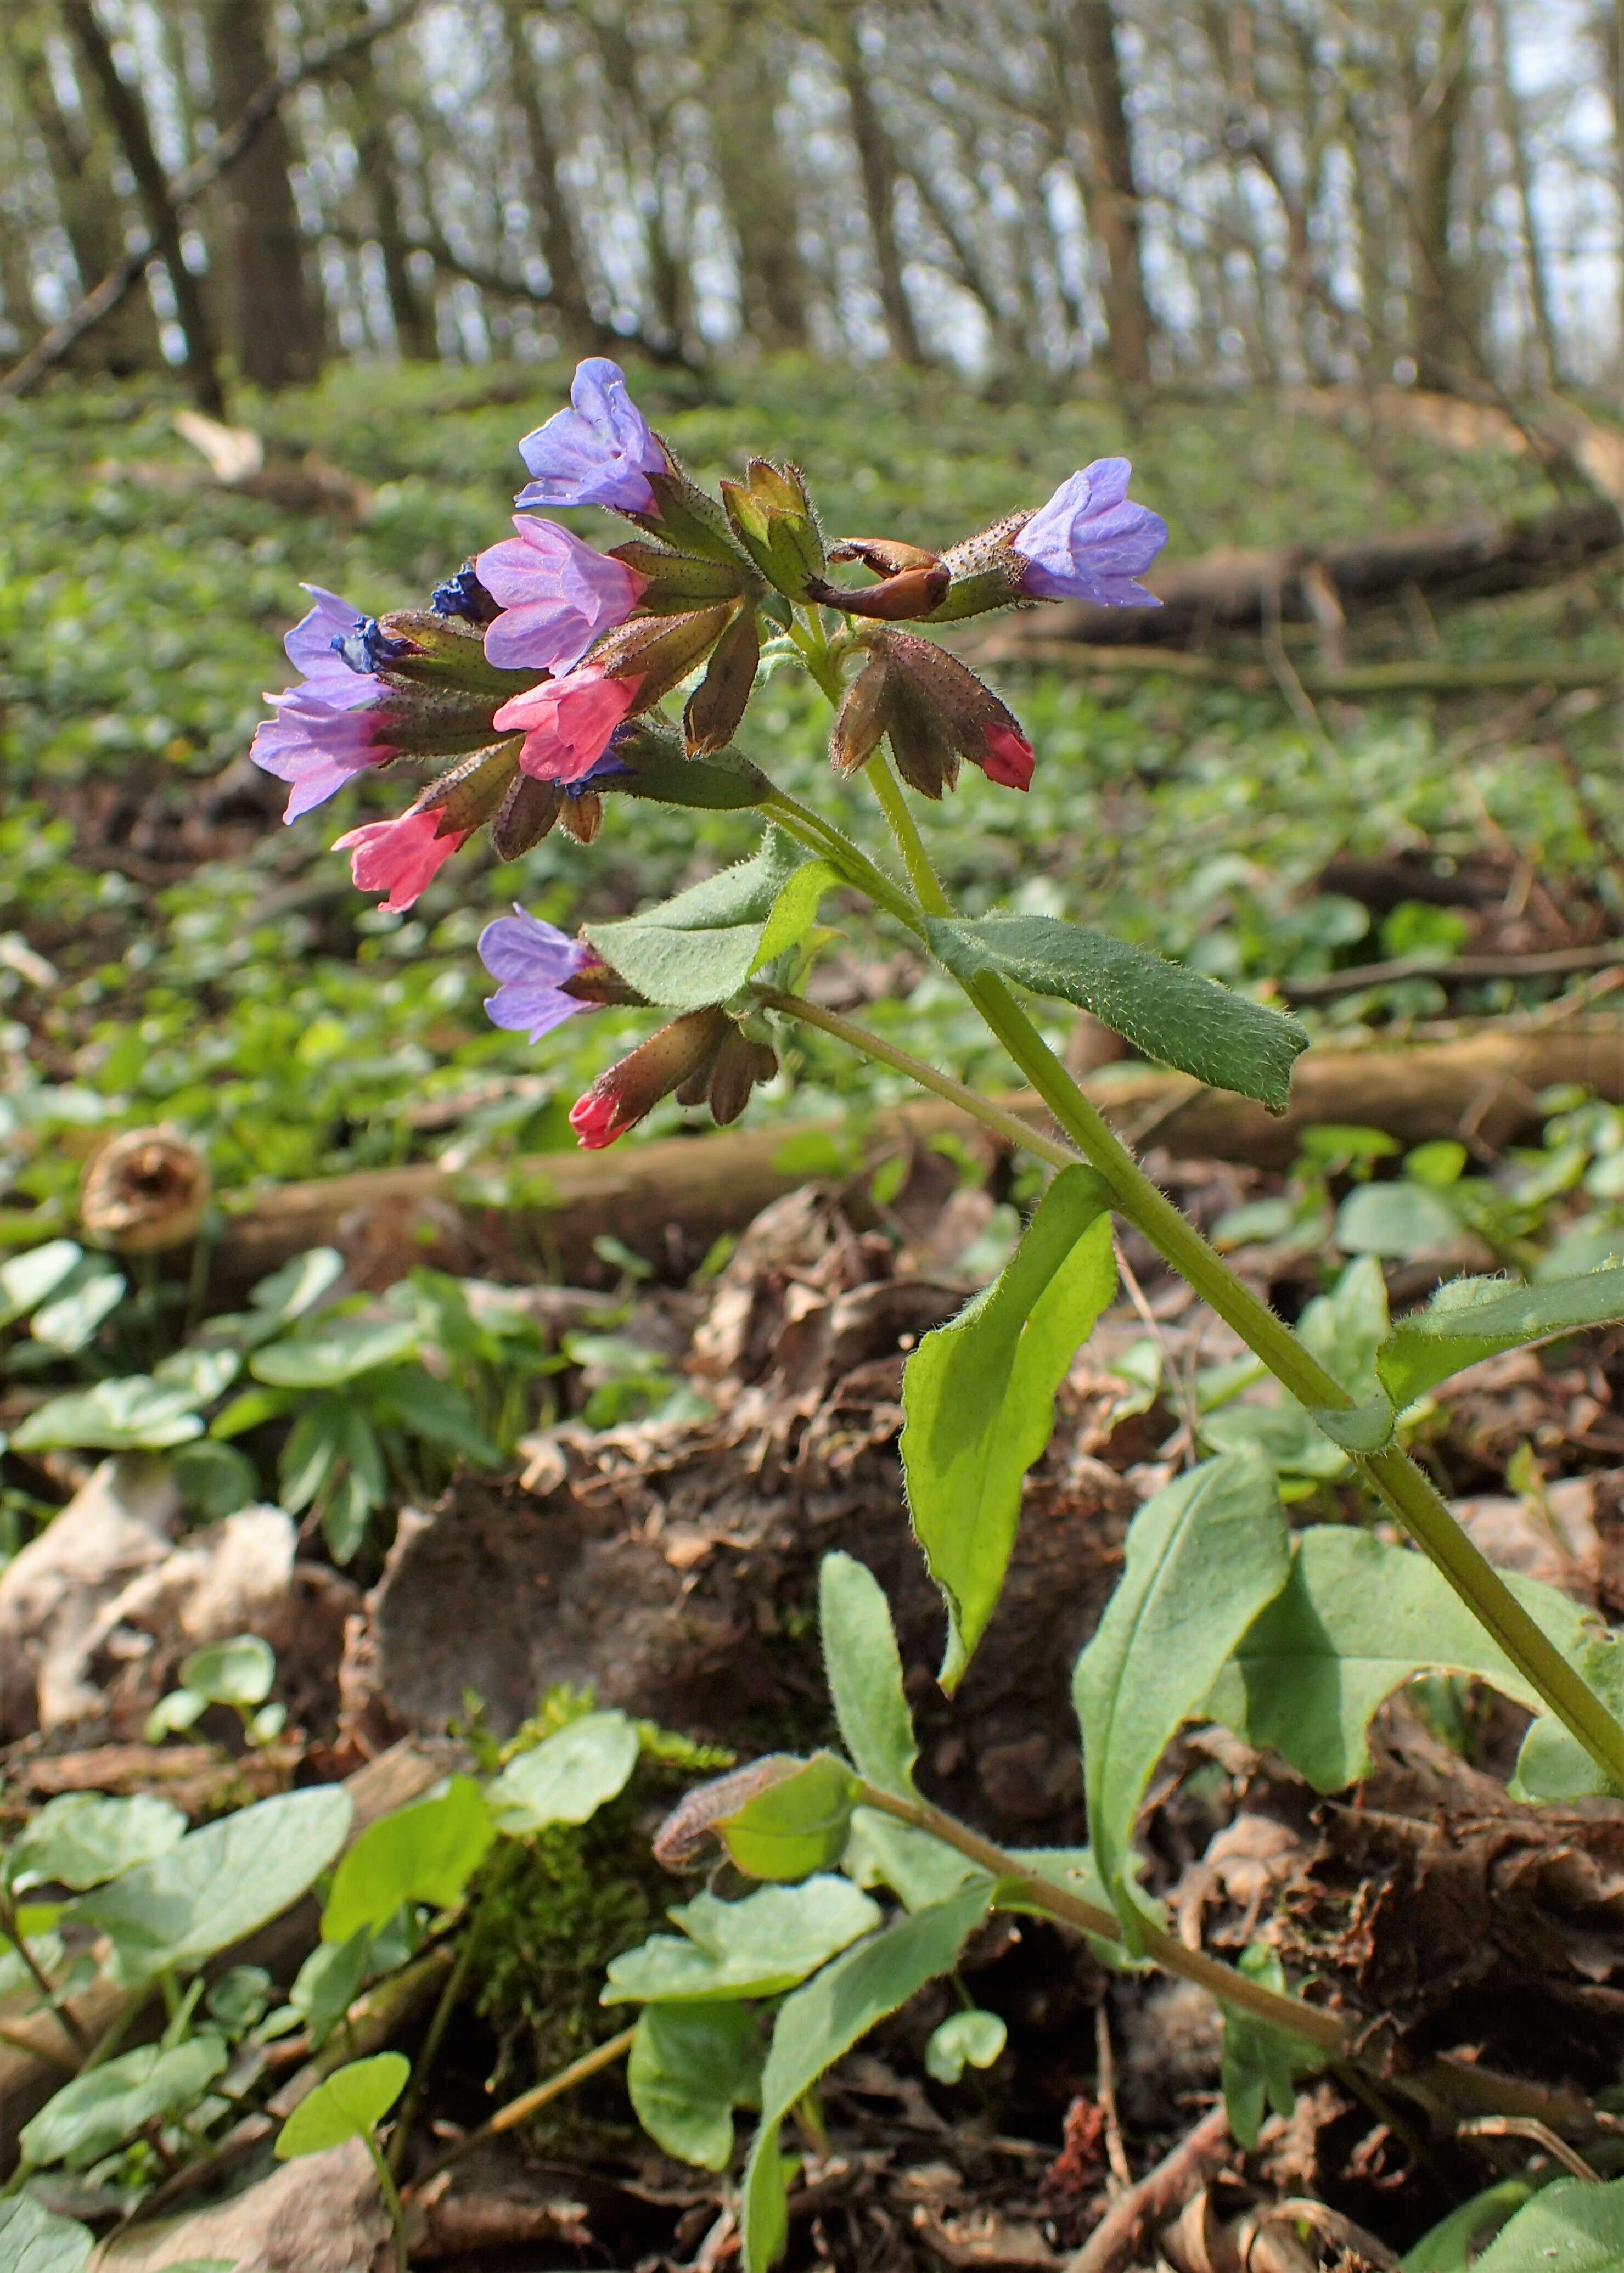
[1065,2103,1232,2273]
[2,1,423,399]
[207,1022,1624,1291]
[1279,942,1624,1004]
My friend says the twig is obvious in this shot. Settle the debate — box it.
[1459,2116,1602,2183]
[2,1,425,398]
[403,2024,638,2193]
[982,642,1624,697]
[1093,2005,1132,2193]
[1279,941,1624,1003]
[1064,2103,1232,2273]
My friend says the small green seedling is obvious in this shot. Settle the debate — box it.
[275,2052,410,2273]
[145,1635,285,1748]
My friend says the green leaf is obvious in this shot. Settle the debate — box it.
[1199,1401,1351,1479]
[6,1794,186,1894]
[717,1753,862,1882]
[616,744,769,812]
[250,1316,419,1388]
[30,1256,126,1352]
[1335,1182,1462,1259]
[603,1877,883,2005]
[0,2196,94,2273]
[740,1880,994,2273]
[1468,2176,1624,2273]
[1207,1527,1596,1793]
[145,1690,208,1742]
[486,1711,640,1834]
[925,915,1308,1110]
[1219,1945,1319,2149]
[842,1811,981,1914]
[249,1247,345,1323]
[155,1347,243,1403]
[628,2002,763,2169]
[1074,1451,1289,1938]
[12,1376,206,1453]
[170,1438,257,1521]
[367,1368,501,1464]
[76,1788,352,1982]
[1513,1630,1624,1801]
[901,1166,1115,1690]
[179,1634,276,1709]
[924,2009,1006,2084]
[20,2035,228,2169]
[274,2051,409,2160]
[0,1241,83,1330]
[1401,2182,1535,2273]
[321,1776,494,1943]
[585,828,836,1011]
[1376,1268,1624,1410]
[1296,1257,1390,1402]
[818,1554,917,1799]
[289,1930,372,2048]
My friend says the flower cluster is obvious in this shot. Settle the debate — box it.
[249,357,1165,1147]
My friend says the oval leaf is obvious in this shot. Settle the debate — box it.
[321,1776,493,1944]
[604,1877,882,2005]
[0,2196,95,2273]
[12,1376,205,1453]
[180,1634,276,1708]
[486,1712,640,1835]
[924,2008,1006,2084]
[818,1554,917,1800]
[250,1316,419,1388]
[20,2035,228,2169]
[275,2050,409,2160]
[628,2002,763,2170]
[717,1753,861,1882]
[6,1793,186,1894]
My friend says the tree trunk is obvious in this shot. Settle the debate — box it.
[707,22,811,352]
[3,11,162,375]
[1485,0,1559,385]
[60,0,226,413]
[501,0,597,345]
[345,47,438,362]
[828,16,924,365]
[1067,0,1152,387]
[201,0,322,388]
[1406,0,1476,390]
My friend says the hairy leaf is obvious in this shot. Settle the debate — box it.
[1378,1268,1624,1410]
[1074,1451,1289,1938]
[902,1166,1114,1689]
[1468,2175,1624,2273]
[586,828,837,1010]
[926,915,1307,1109]
[819,1554,917,1798]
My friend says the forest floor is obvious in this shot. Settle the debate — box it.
[3,360,1624,2271]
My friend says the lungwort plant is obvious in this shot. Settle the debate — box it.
[244,358,1624,2265]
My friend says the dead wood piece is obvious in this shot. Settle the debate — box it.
[93,2135,388,2272]
[207,1026,1624,1292]
[1065,2104,1232,2273]
[973,494,1623,654]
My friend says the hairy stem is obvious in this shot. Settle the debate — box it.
[846,742,1624,1792]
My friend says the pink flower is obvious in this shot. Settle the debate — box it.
[569,1086,629,1150]
[980,723,1035,792]
[493,665,639,785]
[477,517,647,674]
[333,808,468,913]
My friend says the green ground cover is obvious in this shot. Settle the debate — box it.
[3,358,1620,1236]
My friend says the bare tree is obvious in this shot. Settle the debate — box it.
[201,0,322,386]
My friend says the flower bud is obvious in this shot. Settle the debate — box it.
[639,454,758,572]
[706,1026,778,1127]
[830,630,1036,798]
[81,1128,210,1253]
[423,738,524,837]
[808,535,951,621]
[923,513,1034,623]
[829,648,892,775]
[569,1007,732,1150]
[683,607,760,757]
[492,772,565,859]
[720,459,826,598]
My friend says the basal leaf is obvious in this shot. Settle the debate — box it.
[180,1634,276,1709]
[818,1554,917,1799]
[586,828,835,1011]
[1401,2182,1534,2273]
[30,1256,126,1353]
[12,1375,205,1453]
[1335,1181,1462,1261]
[1207,1527,1597,1793]
[604,1877,882,2005]
[249,1316,418,1388]
[740,1879,994,2273]
[275,2051,409,2159]
[5,1794,186,1894]
[20,2035,228,2169]
[1074,1450,1289,1939]
[249,1245,346,1323]
[925,915,1307,1110]
[486,1711,640,1834]
[1219,1944,1319,2148]
[321,1776,493,1942]
[76,1787,352,1981]
[901,1166,1114,1690]
[924,2008,1006,2084]
[628,2001,763,2169]
[1378,1267,1624,1410]
[0,2195,94,2273]
[0,1241,83,1331]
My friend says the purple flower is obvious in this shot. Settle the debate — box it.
[477,517,649,673]
[250,586,395,822]
[515,358,666,514]
[1012,460,1167,607]
[479,906,599,1041]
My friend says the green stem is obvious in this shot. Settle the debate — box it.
[856,1783,1344,2052]
[365,2131,410,2273]
[758,787,923,936]
[0,1896,89,2058]
[389,1857,517,2176]
[865,754,950,914]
